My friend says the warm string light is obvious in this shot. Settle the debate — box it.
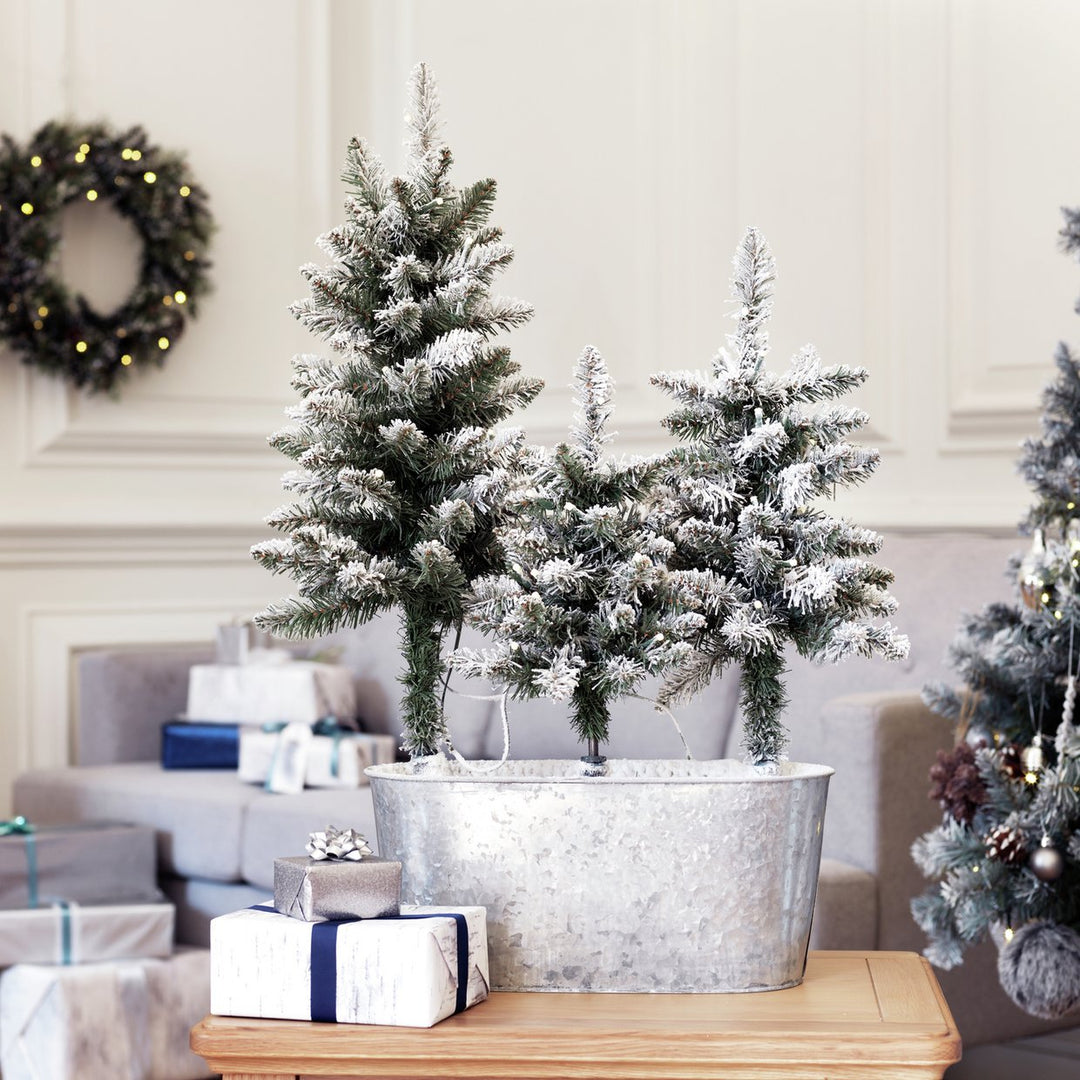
[1004,927,1014,943]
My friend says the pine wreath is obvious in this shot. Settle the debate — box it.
[0,120,213,394]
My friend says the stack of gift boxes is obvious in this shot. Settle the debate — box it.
[0,819,211,1080]
[210,826,489,1028]
[161,621,396,792]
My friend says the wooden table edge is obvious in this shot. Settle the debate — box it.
[191,950,964,1079]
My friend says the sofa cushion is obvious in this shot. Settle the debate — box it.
[240,786,380,890]
[160,875,269,948]
[13,763,257,882]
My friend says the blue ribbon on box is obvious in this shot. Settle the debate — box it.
[0,815,39,908]
[250,904,469,1023]
[311,717,347,779]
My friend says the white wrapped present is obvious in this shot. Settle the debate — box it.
[0,901,174,966]
[186,660,357,724]
[210,903,488,1027]
[0,947,211,1080]
[238,725,395,789]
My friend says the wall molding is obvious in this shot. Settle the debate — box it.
[944,0,1045,452]
[15,0,332,472]
[0,524,263,567]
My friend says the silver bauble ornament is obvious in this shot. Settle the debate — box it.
[1022,743,1044,772]
[1031,838,1065,882]
[1019,529,1050,609]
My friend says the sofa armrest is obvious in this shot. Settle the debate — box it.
[75,645,214,765]
[805,690,954,951]
[809,857,877,951]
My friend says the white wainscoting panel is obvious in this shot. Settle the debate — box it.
[3,1,1080,811]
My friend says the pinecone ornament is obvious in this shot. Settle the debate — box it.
[998,743,1025,780]
[986,824,1027,865]
[929,743,988,824]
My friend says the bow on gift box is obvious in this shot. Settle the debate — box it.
[305,826,372,861]
[0,815,39,908]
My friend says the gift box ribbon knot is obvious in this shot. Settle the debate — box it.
[261,716,350,784]
[249,904,469,1022]
[0,816,40,907]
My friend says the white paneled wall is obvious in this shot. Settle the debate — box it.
[1,0,1079,808]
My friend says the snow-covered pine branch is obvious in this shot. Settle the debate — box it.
[727,226,775,374]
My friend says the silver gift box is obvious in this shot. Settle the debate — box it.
[273,855,401,921]
[0,901,174,966]
[0,823,161,911]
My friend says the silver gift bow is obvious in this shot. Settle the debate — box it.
[306,826,372,861]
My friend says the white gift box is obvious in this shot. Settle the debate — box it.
[186,660,357,724]
[210,903,488,1027]
[238,727,396,789]
[0,901,174,967]
[0,946,211,1080]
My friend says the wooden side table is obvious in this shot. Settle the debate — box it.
[190,950,961,1079]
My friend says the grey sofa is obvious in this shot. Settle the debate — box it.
[12,532,1076,1048]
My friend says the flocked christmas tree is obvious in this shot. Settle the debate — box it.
[912,214,1080,1020]
[451,346,704,762]
[252,64,542,758]
[650,228,908,765]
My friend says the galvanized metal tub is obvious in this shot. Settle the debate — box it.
[367,758,832,993]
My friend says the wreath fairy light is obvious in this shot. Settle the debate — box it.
[0,120,213,394]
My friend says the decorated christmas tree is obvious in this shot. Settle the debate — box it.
[912,213,1080,1021]
[252,64,542,758]
[451,346,703,763]
[650,227,908,765]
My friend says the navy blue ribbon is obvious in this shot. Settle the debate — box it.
[250,904,469,1023]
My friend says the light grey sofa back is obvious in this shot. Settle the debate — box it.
[76,644,214,764]
[783,530,1020,764]
[72,531,1025,767]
